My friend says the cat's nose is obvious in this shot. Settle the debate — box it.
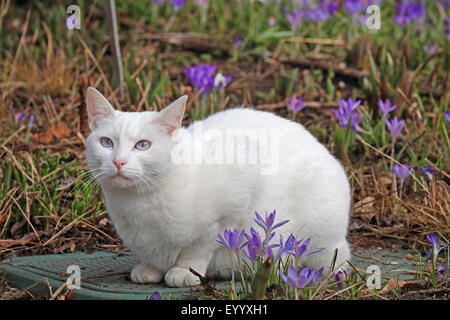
[113,159,127,170]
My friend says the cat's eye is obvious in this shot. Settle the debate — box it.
[100,137,114,148]
[135,140,151,151]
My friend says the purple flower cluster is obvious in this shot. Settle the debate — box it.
[394,0,426,27]
[304,0,339,22]
[183,63,232,95]
[216,210,325,292]
[333,97,363,132]
[279,265,323,289]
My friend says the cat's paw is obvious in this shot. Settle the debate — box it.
[130,263,163,284]
[164,266,200,287]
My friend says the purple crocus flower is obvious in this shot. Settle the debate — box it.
[394,0,426,27]
[333,98,363,132]
[234,35,243,48]
[333,270,347,289]
[267,17,277,27]
[445,112,450,123]
[392,163,413,182]
[378,99,397,117]
[423,45,438,55]
[426,232,450,261]
[291,237,324,266]
[195,0,208,6]
[254,210,289,239]
[304,0,338,22]
[182,63,217,95]
[288,95,304,113]
[27,114,35,128]
[12,109,27,123]
[419,166,434,179]
[385,116,405,141]
[243,227,279,261]
[279,266,322,289]
[151,291,162,300]
[445,18,450,42]
[171,0,185,11]
[285,8,304,29]
[273,233,296,262]
[214,73,232,90]
[217,228,247,256]
[437,263,448,278]
[439,0,449,9]
[344,0,366,16]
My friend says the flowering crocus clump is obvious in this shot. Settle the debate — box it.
[394,0,426,27]
[392,163,413,182]
[304,0,339,22]
[216,210,325,299]
[385,116,405,141]
[333,98,363,132]
[343,0,367,16]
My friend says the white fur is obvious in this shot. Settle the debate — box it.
[85,87,351,287]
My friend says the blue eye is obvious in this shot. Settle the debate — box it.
[135,140,151,151]
[100,137,113,148]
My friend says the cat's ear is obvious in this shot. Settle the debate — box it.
[86,87,115,130]
[154,95,187,135]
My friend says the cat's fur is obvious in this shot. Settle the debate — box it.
[86,87,351,287]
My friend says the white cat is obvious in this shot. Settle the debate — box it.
[85,87,351,287]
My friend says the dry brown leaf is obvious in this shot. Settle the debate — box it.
[354,196,376,221]
[405,253,415,260]
[31,122,72,144]
[49,123,71,138]
[380,278,421,295]
[31,131,54,144]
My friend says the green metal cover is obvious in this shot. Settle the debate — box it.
[0,248,419,300]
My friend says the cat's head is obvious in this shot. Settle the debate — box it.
[85,87,187,190]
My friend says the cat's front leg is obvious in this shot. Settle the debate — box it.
[131,263,164,284]
[164,241,217,287]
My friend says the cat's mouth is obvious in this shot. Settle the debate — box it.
[111,172,131,181]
